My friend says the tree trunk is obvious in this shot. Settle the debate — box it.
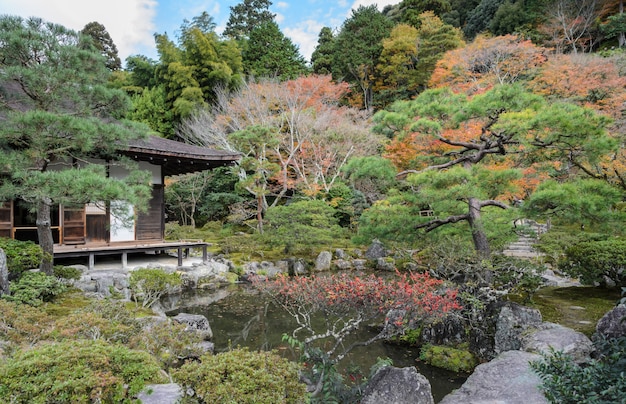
[37,198,54,275]
[0,247,9,296]
[257,193,264,234]
[467,197,491,258]
[617,0,626,48]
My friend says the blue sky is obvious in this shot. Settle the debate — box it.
[1,0,401,65]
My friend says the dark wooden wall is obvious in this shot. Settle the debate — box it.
[136,185,164,241]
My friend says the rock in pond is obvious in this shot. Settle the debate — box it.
[439,350,547,404]
[172,312,213,341]
[361,366,434,404]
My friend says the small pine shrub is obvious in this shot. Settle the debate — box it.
[129,268,182,308]
[560,239,626,287]
[172,347,308,404]
[53,265,82,282]
[5,271,66,306]
[0,339,167,403]
[0,238,45,276]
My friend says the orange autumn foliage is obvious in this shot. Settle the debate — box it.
[429,34,547,94]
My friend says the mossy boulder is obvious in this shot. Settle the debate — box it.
[420,344,478,373]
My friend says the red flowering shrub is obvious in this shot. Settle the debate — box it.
[253,271,461,362]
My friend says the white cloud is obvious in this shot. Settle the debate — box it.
[275,1,289,9]
[0,0,158,62]
[284,19,325,63]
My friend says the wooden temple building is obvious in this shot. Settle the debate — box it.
[0,136,240,269]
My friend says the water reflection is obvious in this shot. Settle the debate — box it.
[163,283,467,402]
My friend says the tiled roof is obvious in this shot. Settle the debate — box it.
[122,136,240,176]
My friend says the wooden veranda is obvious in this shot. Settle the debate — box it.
[54,240,209,271]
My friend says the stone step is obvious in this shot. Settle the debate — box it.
[502,250,543,258]
[506,244,535,251]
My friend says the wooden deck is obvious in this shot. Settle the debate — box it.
[54,240,209,270]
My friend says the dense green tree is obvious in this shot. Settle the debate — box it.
[125,55,159,89]
[153,14,243,136]
[264,199,345,253]
[374,13,463,106]
[311,27,335,75]
[489,1,532,36]
[369,84,615,256]
[342,156,398,204]
[243,20,308,79]
[332,5,394,110]
[463,0,507,39]
[399,0,452,26]
[80,21,122,71]
[0,16,152,273]
[127,86,175,140]
[601,0,626,47]
[522,179,624,228]
[442,0,481,27]
[223,0,276,41]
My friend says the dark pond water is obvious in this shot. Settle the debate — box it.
[162,283,467,402]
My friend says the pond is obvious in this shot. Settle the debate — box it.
[162,283,468,402]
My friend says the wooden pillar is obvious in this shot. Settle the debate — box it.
[177,246,183,266]
[122,252,128,269]
[202,245,207,263]
[89,254,95,271]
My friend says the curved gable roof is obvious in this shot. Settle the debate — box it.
[122,136,240,176]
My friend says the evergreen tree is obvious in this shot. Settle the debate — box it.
[332,5,394,110]
[223,0,275,41]
[243,21,308,79]
[0,16,152,273]
[464,0,507,39]
[80,21,122,71]
[311,27,335,75]
[399,0,452,27]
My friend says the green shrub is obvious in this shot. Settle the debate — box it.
[53,265,82,281]
[535,230,608,265]
[5,271,66,306]
[531,336,626,403]
[172,347,308,404]
[397,327,422,345]
[419,344,478,373]
[129,319,204,372]
[264,199,347,254]
[0,339,167,403]
[0,238,45,276]
[0,299,55,347]
[560,239,626,287]
[489,255,544,303]
[52,300,142,344]
[129,268,182,308]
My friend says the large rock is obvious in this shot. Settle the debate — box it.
[494,302,542,354]
[181,260,230,289]
[315,251,332,271]
[75,269,131,299]
[136,383,182,404]
[595,304,626,339]
[0,248,8,296]
[172,312,213,341]
[365,239,388,260]
[439,350,548,404]
[361,366,434,404]
[522,322,593,364]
